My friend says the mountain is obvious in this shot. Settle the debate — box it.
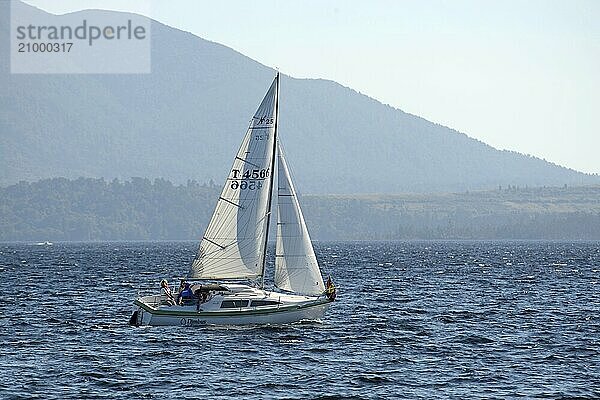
[1,1,598,193]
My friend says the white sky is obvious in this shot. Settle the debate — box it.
[22,0,600,174]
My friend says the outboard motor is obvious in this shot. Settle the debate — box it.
[129,310,139,326]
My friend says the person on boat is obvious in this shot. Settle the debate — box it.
[194,288,202,311]
[177,282,194,305]
[325,276,336,301]
[194,287,210,311]
[160,279,175,305]
[193,286,209,303]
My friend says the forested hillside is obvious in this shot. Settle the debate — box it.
[303,186,600,240]
[0,178,219,241]
[2,178,599,241]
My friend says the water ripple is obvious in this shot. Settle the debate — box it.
[1,241,599,399]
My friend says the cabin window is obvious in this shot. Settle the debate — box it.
[220,300,249,309]
[250,300,280,307]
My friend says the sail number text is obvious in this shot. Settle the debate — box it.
[255,116,274,125]
[230,168,270,190]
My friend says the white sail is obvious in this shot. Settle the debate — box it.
[188,76,279,280]
[274,142,325,295]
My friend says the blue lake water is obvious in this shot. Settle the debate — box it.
[1,241,599,399]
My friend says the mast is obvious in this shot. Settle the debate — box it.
[260,72,280,288]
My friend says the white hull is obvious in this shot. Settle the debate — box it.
[133,300,330,326]
[131,284,332,326]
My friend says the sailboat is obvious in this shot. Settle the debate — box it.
[130,73,336,326]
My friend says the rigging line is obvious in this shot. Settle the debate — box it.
[219,196,243,209]
[208,209,237,237]
[203,186,238,237]
[215,186,244,227]
[227,201,258,235]
[207,234,241,250]
[257,211,272,224]
[204,231,261,262]
[230,178,268,238]
[216,210,243,234]
[202,237,226,250]
[235,156,261,169]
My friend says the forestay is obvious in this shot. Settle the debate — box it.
[274,142,325,295]
[188,76,278,279]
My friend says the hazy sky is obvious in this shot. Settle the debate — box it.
[23,0,600,174]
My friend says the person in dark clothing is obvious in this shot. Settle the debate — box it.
[177,283,194,305]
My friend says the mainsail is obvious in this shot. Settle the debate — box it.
[188,75,279,279]
[274,142,325,295]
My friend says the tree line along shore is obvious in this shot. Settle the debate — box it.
[1,178,599,241]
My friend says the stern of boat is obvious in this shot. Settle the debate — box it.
[129,294,163,326]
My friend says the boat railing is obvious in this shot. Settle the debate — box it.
[146,295,162,307]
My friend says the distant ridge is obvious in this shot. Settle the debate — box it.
[1,1,598,193]
[2,177,599,241]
